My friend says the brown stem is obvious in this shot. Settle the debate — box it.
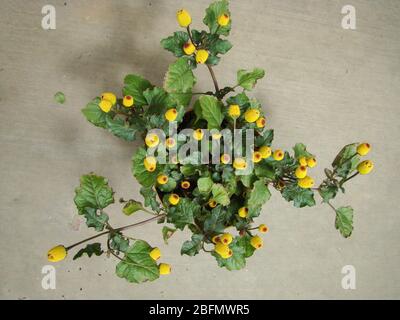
[206,64,220,94]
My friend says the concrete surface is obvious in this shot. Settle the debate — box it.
[0,0,399,299]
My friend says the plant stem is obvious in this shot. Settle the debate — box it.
[206,64,220,94]
[340,172,359,186]
[186,26,196,48]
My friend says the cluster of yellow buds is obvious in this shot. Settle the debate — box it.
[212,233,233,259]
[98,92,135,113]
[356,143,374,175]
[295,156,317,189]
[149,247,171,275]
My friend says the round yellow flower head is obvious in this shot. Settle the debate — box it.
[195,50,209,64]
[250,235,263,249]
[295,165,308,179]
[357,143,371,156]
[149,247,161,261]
[299,156,307,166]
[256,117,266,128]
[220,233,233,245]
[47,245,67,262]
[169,193,180,205]
[98,99,113,113]
[208,199,217,208]
[219,248,233,259]
[218,13,230,26]
[181,181,191,189]
[212,235,221,244]
[193,129,204,141]
[259,146,272,159]
[144,156,157,172]
[159,263,171,275]
[357,160,374,175]
[165,108,178,122]
[306,157,317,168]
[212,132,222,140]
[220,154,231,164]
[273,149,284,161]
[228,104,241,118]
[244,108,260,123]
[145,133,160,148]
[157,174,168,185]
[252,151,263,163]
[238,207,248,218]
[258,224,269,233]
[166,137,176,149]
[233,158,247,170]
[176,9,191,27]
[122,95,134,107]
[215,243,232,259]
[183,42,196,55]
[297,176,315,189]
[101,92,117,105]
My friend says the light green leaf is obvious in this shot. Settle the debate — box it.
[81,98,109,128]
[73,243,103,260]
[209,39,233,55]
[199,95,223,129]
[161,31,189,57]
[181,234,204,256]
[131,147,161,188]
[164,57,196,94]
[293,143,314,159]
[123,74,153,107]
[203,0,231,36]
[319,185,338,203]
[122,200,144,216]
[162,226,177,244]
[211,184,230,206]
[54,92,66,104]
[109,233,130,253]
[335,206,354,238]
[198,177,213,194]
[247,180,271,209]
[237,68,265,91]
[213,237,246,271]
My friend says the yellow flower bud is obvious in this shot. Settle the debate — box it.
[215,243,232,259]
[176,9,191,27]
[166,137,176,149]
[357,160,374,175]
[183,42,196,55]
[208,199,217,208]
[98,99,113,113]
[219,249,233,259]
[195,49,209,64]
[273,149,284,161]
[168,193,180,205]
[157,174,168,185]
[259,146,272,159]
[47,245,67,262]
[159,263,171,275]
[212,235,221,244]
[297,176,315,189]
[256,117,266,128]
[244,108,260,123]
[149,247,161,261]
[238,207,248,218]
[252,151,262,163]
[181,181,191,189]
[220,233,233,245]
[145,133,160,148]
[228,104,241,118]
[122,95,134,107]
[233,158,247,170]
[193,129,204,141]
[258,224,269,233]
[217,13,230,26]
[250,235,263,249]
[100,92,117,105]
[295,165,307,179]
[357,143,371,156]
[299,156,307,166]
[144,156,157,172]
[165,108,178,122]
[220,154,231,164]
[306,157,317,168]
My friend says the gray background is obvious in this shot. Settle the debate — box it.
[0,0,399,299]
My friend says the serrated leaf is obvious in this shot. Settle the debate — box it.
[211,184,230,206]
[131,147,162,188]
[81,98,109,128]
[109,233,130,253]
[237,68,265,91]
[140,187,161,213]
[143,87,168,115]
[199,95,223,129]
[209,39,233,55]
[164,57,196,94]
[105,117,137,141]
[123,74,153,107]
[247,180,271,209]
[335,206,354,238]
[213,237,246,271]
[167,198,200,230]
[181,234,204,256]
[282,183,316,208]
[161,31,189,57]
[73,243,103,260]
[203,0,231,36]
[122,200,144,216]
[162,226,177,244]
[82,207,109,231]
[204,206,230,234]
[116,240,159,284]
[319,185,339,203]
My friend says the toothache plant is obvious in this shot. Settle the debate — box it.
[48,0,374,284]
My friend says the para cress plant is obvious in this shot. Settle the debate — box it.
[48,1,374,284]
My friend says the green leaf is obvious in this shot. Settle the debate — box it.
[209,39,233,55]
[143,87,168,115]
[73,243,103,260]
[123,74,153,107]
[204,206,230,234]
[255,163,275,179]
[332,143,360,178]
[199,95,223,129]
[140,187,161,213]
[54,91,66,104]
[203,0,231,36]
[164,57,196,94]
[282,183,316,208]
[82,207,109,231]
[109,233,130,253]
[213,237,246,271]
[105,117,137,141]
[181,234,204,256]
[255,129,274,147]
[237,234,256,258]
[239,174,255,188]
[131,147,161,188]
[293,143,314,159]
[319,185,339,203]
[198,177,213,194]
[247,180,271,209]
[167,198,200,230]
[237,68,265,91]
[122,200,144,216]
[162,226,177,244]
[116,240,159,284]
[161,31,189,57]
[211,184,230,206]
[81,98,109,128]
[335,206,354,238]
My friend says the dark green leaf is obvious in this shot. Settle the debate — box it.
[255,129,274,147]
[140,186,161,213]
[335,206,354,238]
[131,147,162,188]
[123,74,153,107]
[213,237,246,271]
[319,185,339,203]
[237,68,265,91]
[282,183,316,208]
[73,243,103,260]
[162,226,177,244]
[181,234,204,256]
[167,198,200,230]
[293,143,314,159]
[109,233,130,253]
[160,31,189,57]
[81,98,109,128]
[105,117,137,141]
[204,206,230,234]
[203,0,231,36]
